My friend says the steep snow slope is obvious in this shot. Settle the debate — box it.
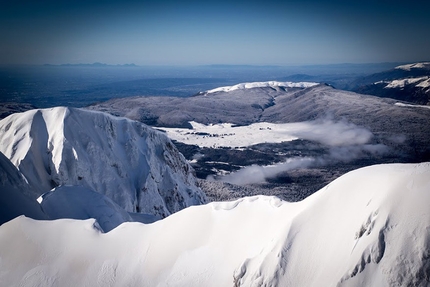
[0,107,206,217]
[0,163,428,286]
[0,151,47,225]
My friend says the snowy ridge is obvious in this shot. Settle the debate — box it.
[204,81,319,94]
[0,163,429,286]
[0,107,206,217]
[395,62,430,71]
[381,76,430,89]
[395,102,430,109]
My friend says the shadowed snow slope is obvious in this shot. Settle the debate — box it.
[38,185,134,232]
[0,163,429,286]
[0,151,47,225]
[0,107,206,217]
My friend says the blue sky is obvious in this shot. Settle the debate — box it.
[1,0,429,65]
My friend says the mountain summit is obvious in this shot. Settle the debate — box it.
[0,107,206,218]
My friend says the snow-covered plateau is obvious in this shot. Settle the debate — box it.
[0,107,206,218]
[158,119,373,149]
[0,162,429,286]
[203,81,319,94]
[395,62,430,71]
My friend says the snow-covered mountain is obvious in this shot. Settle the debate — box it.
[0,162,428,286]
[0,107,206,218]
[352,62,430,105]
[87,81,323,128]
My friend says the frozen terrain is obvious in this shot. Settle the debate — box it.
[0,162,429,286]
[0,107,206,218]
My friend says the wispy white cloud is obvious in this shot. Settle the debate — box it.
[291,119,373,146]
[213,142,390,185]
[212,157,315,185]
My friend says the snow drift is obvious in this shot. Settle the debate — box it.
[0,163,429,286]
[0,107,206,217]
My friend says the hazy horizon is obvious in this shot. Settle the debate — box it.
[1,0,429,66]
[2,61,417,66]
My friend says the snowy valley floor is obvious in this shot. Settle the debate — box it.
[0,163,429,287]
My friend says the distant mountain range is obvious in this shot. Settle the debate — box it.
[349,62,430,105]
[43,62,138,67]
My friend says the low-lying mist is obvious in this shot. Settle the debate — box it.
[209,119,391,185]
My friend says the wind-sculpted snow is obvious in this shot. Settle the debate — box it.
[0,107,206,218]
[0,163,429,286]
